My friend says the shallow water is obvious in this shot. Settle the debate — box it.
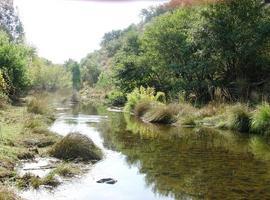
[20,103,270,200]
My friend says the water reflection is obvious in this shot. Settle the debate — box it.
[98,112,270,200]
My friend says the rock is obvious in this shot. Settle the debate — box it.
[49,132,102,161]
[96,178,117,184]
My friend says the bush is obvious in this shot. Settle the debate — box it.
[49,132,102,161]
[226,104,251,133]
[251,103,270,135]
[27,97,48,115]
[106,90,126,106]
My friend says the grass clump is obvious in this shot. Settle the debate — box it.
[134,100,153,117]
[27,97,49,115]
[143,104,178,124]
[251,103,270,135]
[49,132,102,161]
[226,104,251,133]
[52,163,80,177]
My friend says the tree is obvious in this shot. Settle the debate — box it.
[0,31,30,97]
[201,0,270,99]
[0,0,24,42]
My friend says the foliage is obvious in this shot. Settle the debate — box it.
[0,0,24,42]
[106,90,126,106]
[124,86,165,113]
[0,31,31,97]
[80,51,101,87]
[29,57,71,91]
[251,103,270,135]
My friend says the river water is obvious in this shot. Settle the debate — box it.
[20,103,270,200]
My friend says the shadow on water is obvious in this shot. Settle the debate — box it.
[98,111,270,200]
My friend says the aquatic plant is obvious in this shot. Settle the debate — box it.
[251,103,270,135]
[49,132,102,161]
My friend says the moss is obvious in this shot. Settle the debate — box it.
[49,132,102,161]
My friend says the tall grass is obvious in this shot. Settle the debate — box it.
[226,104,251,133]
[143,104,178,124]
[251,103,270,135]
[27,97,49,115]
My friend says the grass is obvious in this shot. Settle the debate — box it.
[226,104,251,133]
[49,132,102,161]
[134,100,153,117]
[16,162,81,190]
[0,96,60,192]
[0,186,19,200]
[27,97,50,115]
[143,104,178,124]
[251,103,270,135]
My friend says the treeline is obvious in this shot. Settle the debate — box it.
[0,0,71,104]
[79,0,270,105]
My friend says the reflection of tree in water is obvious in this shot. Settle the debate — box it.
[98,112,270,200]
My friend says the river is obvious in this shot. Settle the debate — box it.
[20,102,270,200]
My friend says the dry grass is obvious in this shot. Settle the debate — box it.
[143,104,179,124]
[134,100,153,117]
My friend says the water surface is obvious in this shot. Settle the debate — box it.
[20,103,270,200]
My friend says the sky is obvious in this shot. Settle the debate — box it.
[14,0,165,64]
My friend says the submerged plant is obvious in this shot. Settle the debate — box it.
[251,103,270,135]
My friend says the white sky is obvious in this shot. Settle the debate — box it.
[14,0,164,64]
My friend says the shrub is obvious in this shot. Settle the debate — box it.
[226,104,251,133]
[27,97,48,115]
[49,132,102,161]
[143,104,178,124]
[251,103,270,135]
[106,90,126,106]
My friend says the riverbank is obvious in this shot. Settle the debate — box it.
[0,92,102,198]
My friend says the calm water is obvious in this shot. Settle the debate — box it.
[20,103,270,200]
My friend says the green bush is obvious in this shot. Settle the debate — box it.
[124,86,165,113]
[106,90,126,106]
[251,103,270,135]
